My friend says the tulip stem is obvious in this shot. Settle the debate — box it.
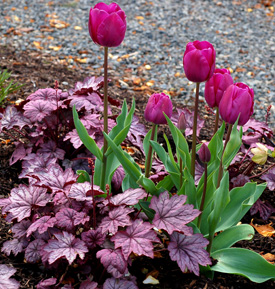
[145,124,157,178]
[197,163,207,229]
[217,123,233,188]
[179,158,183,188]
[214,107,219,135]
[190,82,200,178]
[100,46,109,191]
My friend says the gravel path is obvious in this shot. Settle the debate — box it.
[0,0,274,127]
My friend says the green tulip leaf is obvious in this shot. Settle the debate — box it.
[211,224,254,253]
[76,170,91,183]
[73,105,103,161]
[211,248,275,283]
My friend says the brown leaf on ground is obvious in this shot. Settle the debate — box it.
[250,219,275,237]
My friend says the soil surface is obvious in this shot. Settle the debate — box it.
[0,45,275,288]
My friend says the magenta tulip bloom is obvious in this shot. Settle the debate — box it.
[88,2,126,47]
[219,83,254,126]
[183,40,216,83]
[144,93,173,124]
[204,68,234,108]
[198,143,211,163]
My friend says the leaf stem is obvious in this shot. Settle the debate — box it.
[100,46,109,191]
[145,123,157,178]
[217,123,233,188]
[190,82,200,178]
[214,107,219,135]
[197,163,207,229]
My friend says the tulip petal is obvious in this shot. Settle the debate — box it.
[89,8,109,45]
[97,13,126,47]
[94,2,121,13]
[184,50,210,83]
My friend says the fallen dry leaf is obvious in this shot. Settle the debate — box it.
[250,219,275,237]
[260,252,275,264]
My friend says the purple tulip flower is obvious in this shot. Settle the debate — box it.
[219,82,254,126]
[183,40,216,83]
[88,2,126,47]
[204,68,234,108]
[144,93,173,124]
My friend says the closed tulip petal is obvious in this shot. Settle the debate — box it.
[88,2,126,47]
[89,8,109,45]
[97,13,126,47]
[184,50,210,83]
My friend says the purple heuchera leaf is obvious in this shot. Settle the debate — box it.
[10,142,32,165]
[25,239,46,263]
[68,92,104,112]
[127,115,147,151]
[81,228,105,249]
[23,100,54,122]
[19,153,57,179]
[195,161,204,185]
[27,88,63,101]
[231,174,250,188]
[99,206,134,234]
[109,188,147,206]
[97,248,128,278]
[1,239,25,256]
[112,165,125,191]
[241,118,273,145]
[0,264,20,289]
[42,231,88,265]
[55,208,89,231]
[103,278,138,289]
[0,106,31,131]
[36,278,57,289]
[111,219,160,259]
[149,191,200,235]
[79,279,98,289]
[4,185,50,222]
[171,108,204,137]
[261,167,275,191]
[28,163,76,194]
[37,140,66,160]
[250,199,275,221]
[71,76,104,95]
[68,182,103,202]
[12,220,31,239]
[26,216,56,237]
[168,232,211,276]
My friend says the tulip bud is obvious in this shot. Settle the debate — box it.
[219,82,254,126]
[204,68,234,108]
[177,112,187,132]
[198,143,211,164]
[88,2,127,47]
[144,93,173,124]
[183,40,216,83]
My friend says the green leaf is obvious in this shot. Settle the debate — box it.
[216,182,266,232]
[222,121,242,169]
[211,248,275,283]
[139,200,155,221]
[76,170,91,183]
[72,106,103,161]
[211,224,254,253]
[143,126,158,173]
[207,172,230,238]
[103,132,141,183]
[180,168,198,207]
[137,175,158,196]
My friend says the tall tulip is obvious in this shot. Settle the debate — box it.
[88,2,126,190]
[183,40,216,83]
[219,82,254,126]
[204,68,233,133]
[144,93,173,125]
[144,93,173,178]
[88,2,126,47]
[183,40,216,178]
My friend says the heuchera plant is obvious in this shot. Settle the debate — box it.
[1,1,275,288]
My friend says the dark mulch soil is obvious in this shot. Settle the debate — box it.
[0,45,274,288]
